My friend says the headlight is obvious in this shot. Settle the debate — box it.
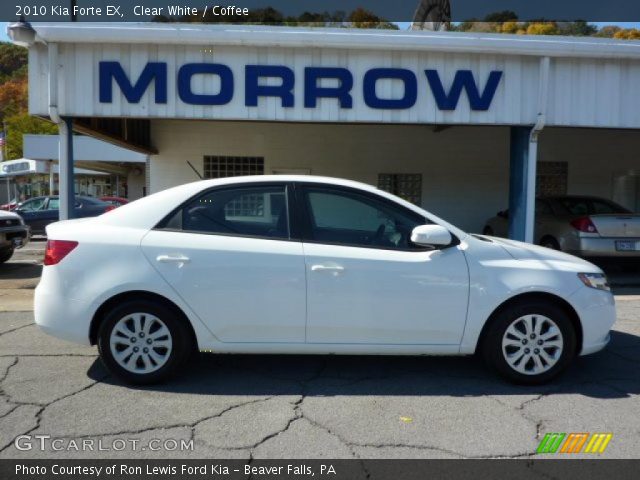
[578,273,610,292]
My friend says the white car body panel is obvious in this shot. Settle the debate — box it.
[140,230,307,343]
[303,241,469,345]
[34,175,616,358]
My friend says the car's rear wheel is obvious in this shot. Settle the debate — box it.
[481,300,577,385]
[540,236,560,250]
[97,300,192,384]
[0,247,14,264]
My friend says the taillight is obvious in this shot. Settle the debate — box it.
[104,205,116,213]
[570,216,598,233]
[44,240,78,266]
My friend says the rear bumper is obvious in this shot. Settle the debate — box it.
[568,286,616,356]
[34,283,93,346]
[569,237,640,258]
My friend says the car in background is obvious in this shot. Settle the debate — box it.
[35,176,615,385]
[0,199,18,211]
[483,195,640,259]
[14,195,114,235]
[100,196,129,207]
[0,209,30,263]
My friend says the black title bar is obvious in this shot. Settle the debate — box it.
[2,1,640,23]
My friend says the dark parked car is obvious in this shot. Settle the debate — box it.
[14,195,114,235]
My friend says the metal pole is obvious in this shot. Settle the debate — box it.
[58,117,75,220]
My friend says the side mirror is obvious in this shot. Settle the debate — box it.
[411,224,452,248]
[497,210,508,219]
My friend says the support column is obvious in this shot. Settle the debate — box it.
[508,126,534,241]
[58,117,75,220]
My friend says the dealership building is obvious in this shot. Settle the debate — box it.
[9,22,640,239]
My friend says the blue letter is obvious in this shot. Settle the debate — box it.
[304,67,353,108]
[363,68,417,109]
[245,65,294,107]
[99,62,167,104]
[178,63,234,105]
[425,70,503,111]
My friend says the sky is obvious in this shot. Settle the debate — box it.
[1,21,640,42]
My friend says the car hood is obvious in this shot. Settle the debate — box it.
[0,210,21,220]
[483,236,601,273]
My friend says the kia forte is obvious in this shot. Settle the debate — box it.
[34,176,615,385]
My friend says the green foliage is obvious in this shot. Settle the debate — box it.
[0,42,57,160]
[4,113,57,159]
[0,42,28,82]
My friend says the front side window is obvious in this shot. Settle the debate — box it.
[303,187,425,250]
[164,185,289,240]
[18,198,46,211]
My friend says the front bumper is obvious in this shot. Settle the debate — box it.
[568,286,616,356]
[0,226,30,249]
[569,236,640,258]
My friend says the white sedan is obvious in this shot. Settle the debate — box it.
[34,176,615,385]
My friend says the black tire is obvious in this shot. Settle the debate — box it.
[0,247,14,264]
[540,236,560,250]
[481,300,577,385]
[482,226,494,236]
[97,299,193,384]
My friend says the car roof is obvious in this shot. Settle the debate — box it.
[96,175,468,240]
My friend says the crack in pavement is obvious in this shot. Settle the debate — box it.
[0,323,34,337]
[0,369,111,453]
[25,396,277,448]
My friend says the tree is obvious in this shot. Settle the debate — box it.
[4,113,57,159]
[0,76,28,118]
[0,42,58,160]
[526,22,559,35]
[0,42,27,83]
[613,28,640,40]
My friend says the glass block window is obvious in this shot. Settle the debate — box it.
[378,174,423,205]
[203,156,264,179]
[537,162,568,196]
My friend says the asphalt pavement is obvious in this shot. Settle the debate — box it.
[0,241,638,459]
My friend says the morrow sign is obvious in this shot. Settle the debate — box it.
[99,62,504,111]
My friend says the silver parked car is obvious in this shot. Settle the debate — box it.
[483,196,640,259]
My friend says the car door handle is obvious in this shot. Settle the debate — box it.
[156,254,191,264]
[311,264,344,273]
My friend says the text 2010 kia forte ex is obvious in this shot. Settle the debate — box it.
[35,176,615,385]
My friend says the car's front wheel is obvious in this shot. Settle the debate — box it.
[481,300,577,385]
[97,300,193,384]
[0,246,14,264]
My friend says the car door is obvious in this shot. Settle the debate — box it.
[298,184,469,345]
[15,197,49,233]
[141,183,307,343]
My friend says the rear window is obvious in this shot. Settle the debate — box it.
[556,198,631,215]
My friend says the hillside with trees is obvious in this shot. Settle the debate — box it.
[0,42,57,161]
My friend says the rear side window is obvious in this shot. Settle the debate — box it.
[162,185,290,240]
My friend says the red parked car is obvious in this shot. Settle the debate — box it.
[0,200,18,211]
[100,196,129,207]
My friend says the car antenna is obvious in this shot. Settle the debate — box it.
[186,161,203,180]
